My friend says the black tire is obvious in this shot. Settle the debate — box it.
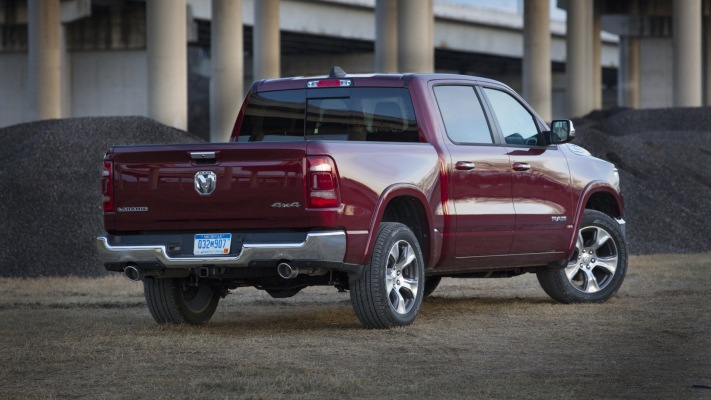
[537,209,628,303]
[423,276,442,298]
[350,222,425,329]
[143,278,220,324]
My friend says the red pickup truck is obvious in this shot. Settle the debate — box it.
[97,68,627,329]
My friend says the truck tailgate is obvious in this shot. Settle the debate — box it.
[108,143,308,231]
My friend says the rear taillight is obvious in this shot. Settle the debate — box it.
[307,156,340,208]
[101,161,114,212]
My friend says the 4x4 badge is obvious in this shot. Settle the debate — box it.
[194,171,217,196]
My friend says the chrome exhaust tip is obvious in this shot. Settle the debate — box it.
[277,262,298,280]
[123,265,144,282]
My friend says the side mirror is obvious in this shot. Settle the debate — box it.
[550,119,576,144]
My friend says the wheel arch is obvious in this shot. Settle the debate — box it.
[361,184,437,267]
[585,190,623,219]
[564,182,625,259]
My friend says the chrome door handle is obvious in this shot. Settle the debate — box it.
[512,162,531,171]
[455,161,476,171]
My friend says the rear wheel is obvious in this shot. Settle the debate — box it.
[143,278,220,324]
[350,223,425,329]
[537,209,627,303]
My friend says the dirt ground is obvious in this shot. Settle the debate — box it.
[1,253,709,399]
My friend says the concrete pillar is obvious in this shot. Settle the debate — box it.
[566,0,594,117]
[27,0,62,120]
[375,0,397,73]
[397,0,433,73]
[592,2,602,110]
[60,24,72,118]
[254,0,280,80]
[617,36,640,108]
[705,14,711,105]
[147,0,187,130]
[211,0,243,142]
[523,0,551,121]
[673,0,703,107]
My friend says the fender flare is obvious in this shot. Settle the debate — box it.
[564,181,625,259]
[359,184,438,266]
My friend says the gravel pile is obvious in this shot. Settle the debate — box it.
[573,107,711,254]
[0,109,708,277]
[0,117,203,277]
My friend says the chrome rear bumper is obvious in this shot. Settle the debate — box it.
[96,231,346,268]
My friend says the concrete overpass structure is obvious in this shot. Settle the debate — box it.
[4,0,677,142]
[598,0,708,109]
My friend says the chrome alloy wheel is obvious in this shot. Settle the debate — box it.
[350,222,425,328]
[566,226,619,293]
[385,240,420,315]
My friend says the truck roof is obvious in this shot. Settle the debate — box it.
[251,69,509,92]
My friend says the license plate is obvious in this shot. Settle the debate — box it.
[194,233,231,255]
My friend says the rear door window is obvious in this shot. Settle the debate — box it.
[433,85,493,145]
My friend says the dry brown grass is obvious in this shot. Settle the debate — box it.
[1,254,710,399]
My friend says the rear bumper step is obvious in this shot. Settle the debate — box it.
[96,231,346,269]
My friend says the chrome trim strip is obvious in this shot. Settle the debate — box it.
[346,230,369,235]
[97,231,346,268]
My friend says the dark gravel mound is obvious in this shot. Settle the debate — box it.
[573,107,711,254]
[592,107,711,136]
[0,117,203,277]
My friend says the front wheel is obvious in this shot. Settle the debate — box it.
[143,278,220,324]
[537,209,628,303]
[350,223,425,329]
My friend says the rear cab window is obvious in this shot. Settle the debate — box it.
[237,87,420,143]
[237,90,306,142]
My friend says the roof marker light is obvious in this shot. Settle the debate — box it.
[306,79,352,88]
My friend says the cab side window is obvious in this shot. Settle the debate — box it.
[482,87,541,146]
[434,85,493,145]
